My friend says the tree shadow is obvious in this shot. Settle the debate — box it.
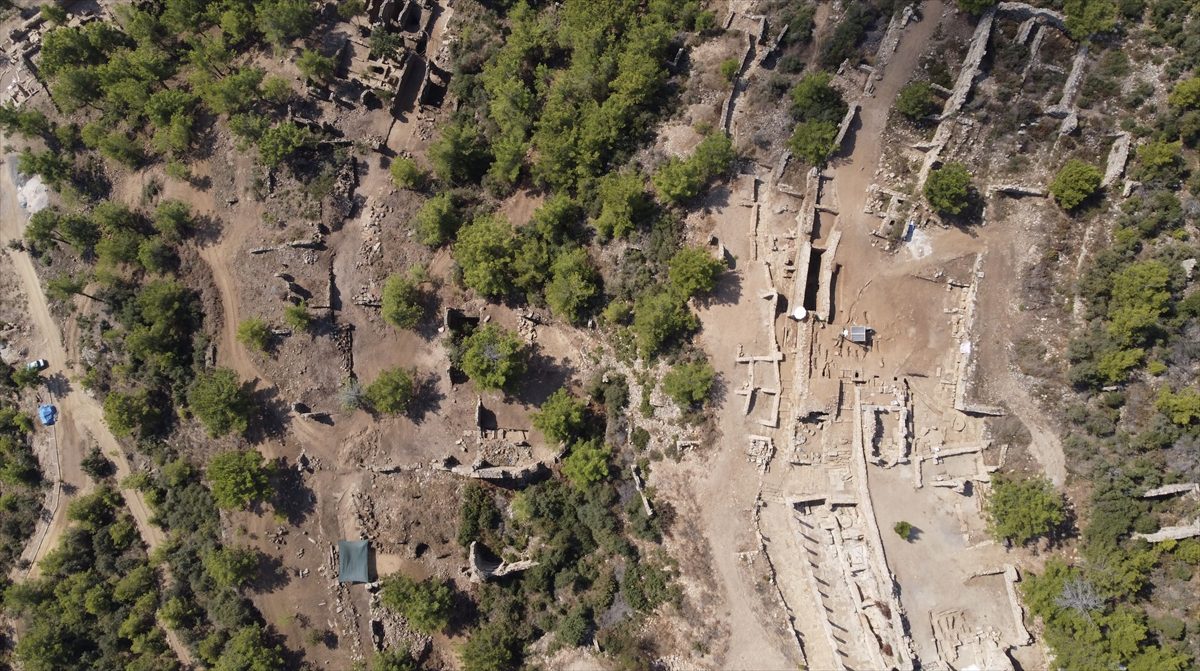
[446,584,480,636]
[251,550,292,594]
[407,372,445,424]
[190,213,225,247]
[697,267,743,308]
[512,347,577,408]
[270,459,317,526]
[43,371,72,397]
[245,382,291,444]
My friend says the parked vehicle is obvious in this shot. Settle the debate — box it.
[25,359,47,371]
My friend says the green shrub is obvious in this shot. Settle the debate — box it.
[460,325,526,391]
[454,215,516,298]
[188,368,253,437]
[1156,387,1200,426]
[788,120,839,167]
[460,621,520,671]
[236,317,271,352]
[1169,77,1200,109]
[986,475,1066,545]
[791,72,847,124]
[653,132,735,204]
[562,438,611,487]
[957,0,998,14]
[592,171,647,240]
[719,58,740,83]
[1132,140,1183,185]
[531,388,587,445]
[283,300,312,331]
[413,192,462,246]
[895,81,937,120]
[204,546,260,589]
[365,368,416,415]
[206,449,272,510]
[1064,0,1118,39]
[379,574,453,634]
[661,361,715,408]
[924,162,973,215]
[545,247,600,324]
[381,274,424,329]
[668,246,723,298]
[1049,159,1103,210]
[894,520,914,540]
[389,156,427,190]
[296,49,335,82]
[632,291,697,357]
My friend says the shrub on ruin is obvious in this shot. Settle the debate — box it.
[1049,159,1103,211]
[1132,140,1183,186]
[257,121,314,167]
[668,246,724,299]
[413,192,463,247]
[652,132,735,204]
[820,3,876,68]
[986,475,1066,545]
[895,81,937,121]
[188,368,253,438]
[206,449,272,510]
[661,361,716,408]
[297,49,335,83]
[790,71,847,125]
[364,367,416,415]
[381,275,424,330]
[236,318,272,352]
[632,290,698,358]
[957,0,997,14]
[1169,77,1200,109]
[390,156,428,190]
[372,650,419,671]
[460,324,526,391]
[1156,386,1200,426]
[563,438,612,487]
[546,247,600,324]
[454,215,516,298]
[788,120,839,167]
[39,4,68,24]
[283,300,313,331]
[924,162,973,215]
[338,378,365,410]
[532,388,588,445]
[719,58,740,83]
[1063,0,1119,40]
[460,621,521,671]
[380,574,453,634]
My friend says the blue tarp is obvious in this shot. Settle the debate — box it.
[38,404,56,426]
[338,540,369,583]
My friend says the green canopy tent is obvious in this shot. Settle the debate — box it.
[338,540,370,583]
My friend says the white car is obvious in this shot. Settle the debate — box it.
[25,359,47,371]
